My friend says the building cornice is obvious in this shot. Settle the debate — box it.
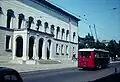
[54,38,78,44]
[31,0,80,21]
[0,26,14,31]
[54,38,69,43]
[70,41,78,45]
[0,26,54,37]
[28,28,54,37]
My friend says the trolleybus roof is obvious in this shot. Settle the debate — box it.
[78,48,109,52]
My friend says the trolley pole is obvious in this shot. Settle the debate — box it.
[89,25,93,36]
[94,24,98,41]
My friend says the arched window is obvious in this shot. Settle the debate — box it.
[73,32,76,41]
[18,13,24,29]
[61,28,65,40]
[29,36,35,60]
[6,35,11,50]
[16,36,23,57]
[27,16,34,29]
[7,9,14,17]
[56,26,60,38]
[66,45,68,55]
[0,7,3,14]
[66,30,69,40]
[36,20,42,31]
[44,22,49,32]
[56,44,59,55]
[50,25,55,34]
[7,9,14,28]
[61,45,64,55]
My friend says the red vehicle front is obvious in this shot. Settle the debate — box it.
[78,49,110,69]
[78,49,95,69]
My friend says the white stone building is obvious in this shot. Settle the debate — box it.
[0,0,80,64]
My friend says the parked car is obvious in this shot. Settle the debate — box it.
[0,67,23,82]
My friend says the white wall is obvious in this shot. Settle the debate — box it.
[0,0,78,60]
[0,0,78,42]
[0,29,13,56]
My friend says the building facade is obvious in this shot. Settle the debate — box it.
[0,0,79,64]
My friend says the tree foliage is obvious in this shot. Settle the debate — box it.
[78,34,120,58]
[106,40,120,58]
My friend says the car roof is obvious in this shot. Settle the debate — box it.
[0,67,17,73]
[0,67,23,82]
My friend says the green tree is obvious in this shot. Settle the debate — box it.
[94,40,106,49]
[78,42,86,49]
[84,33,95,48]
[118,41,120,57]
[106,40,118,60]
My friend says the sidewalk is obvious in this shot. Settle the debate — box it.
[0,55,120,73]
[0,60,119,73]
[0,60,77,73]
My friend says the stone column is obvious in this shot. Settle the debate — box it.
[21,20,25,29]
[26,32,29,60]
[10,18,13,29]
[68,19,72,60]
[33,38,36,60]
[42,38,47,59]
[68,44,72,59]
[59,44,62,59]
[12,35,16,60]
[22,32,28,61]
[33,36,39,60]
[36,37,39,60]
[50,39,53,59]
[59,30,61,39]
[75,45,78,58]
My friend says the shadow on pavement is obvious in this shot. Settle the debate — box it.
[78,66,110,71]
[90,73,120,82]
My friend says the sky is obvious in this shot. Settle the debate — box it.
[47,0,120,41]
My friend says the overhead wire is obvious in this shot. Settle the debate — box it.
[46,0,119,41]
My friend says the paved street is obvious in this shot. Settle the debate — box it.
[21,63,120,82]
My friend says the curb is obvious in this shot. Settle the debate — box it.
[110,61,120,64]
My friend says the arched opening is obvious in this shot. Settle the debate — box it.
[61,45,64,55]
[50,25,54,34]
[7,9,14,28]
[18,13,24,29]
[27,16,34,29]
[66,45,68,55]
[16,36,23,57]
[66,30,69,40]
[28,36,35,60]
[56,26,60,38]
[0,7,3,14]
[56,44,59,55]
[36,20,42,31]
[73,32,76,42]
[44,22,49,32]
[61,28,65,40]
[47,40,51,59]
[38,38,44,59]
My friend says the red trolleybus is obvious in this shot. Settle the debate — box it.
[78,48,110,69]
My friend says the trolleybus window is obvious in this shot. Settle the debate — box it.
[80,51,90,58]
[95,51,109,58]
